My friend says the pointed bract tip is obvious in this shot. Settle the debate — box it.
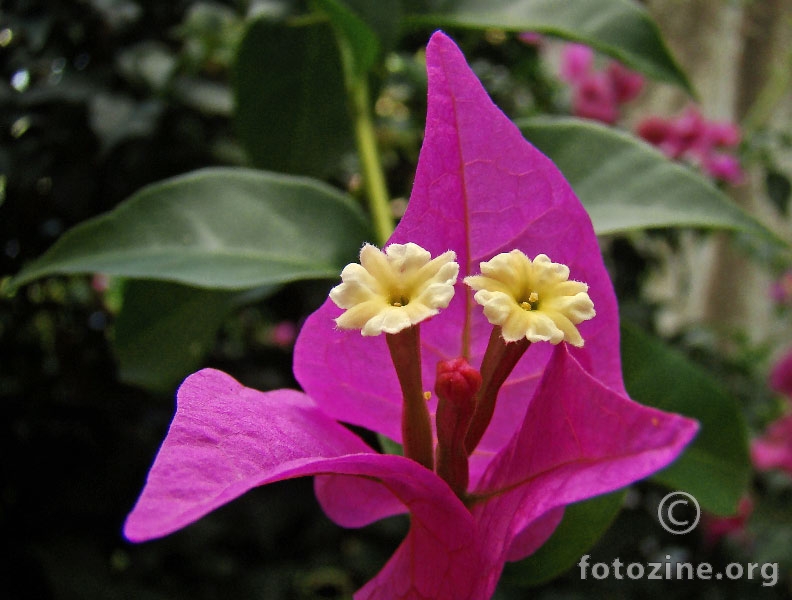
[426,30,459,57]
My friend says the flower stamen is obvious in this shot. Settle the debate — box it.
[520,292,540,311]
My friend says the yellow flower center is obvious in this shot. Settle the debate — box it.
[329,242,459,336]
[520,291,540,311]
[464,251,595,347]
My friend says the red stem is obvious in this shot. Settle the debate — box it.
[387,326,434,471]
[464,327,530,454]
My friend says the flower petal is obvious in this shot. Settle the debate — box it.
[123,368,374,542]
[475,344,698,531]
[751,414,792,474]
[314,474,406,528]
[123,369,493,600]
[504,506,565,562]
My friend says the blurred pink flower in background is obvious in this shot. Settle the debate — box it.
[770,270,792,306]
[91,273,110,293]
[517,32,543,47]
[636,106,743,184]
[750,349,792,479]
[572,71,619,124]
[559,43,594,84]
[751,414,792,475]
[606,62,644,104]
[559,43,644,125]
[268,320,298,348]
[701,153,743,184]
[702,496,754,547]
[769,347,792,400]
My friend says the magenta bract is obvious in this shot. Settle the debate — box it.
[752,414,792,475]
[558,42,644,124]
[769,347,792,399]
[636,106,744,184]
[124,32,698,599]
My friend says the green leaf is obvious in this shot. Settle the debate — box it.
[405,0,692,91]
[114,280,237,392]
[234,17,354,176]
[621,322,750,515]
[766,170,791,215]
[313,0,381,77]
[518,117,785,248]
[8,167,371,292]
[114,280,278,392]
[339,0,403,56]
[503,490,625,587]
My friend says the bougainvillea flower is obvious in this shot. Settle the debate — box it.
[636,115,678,155]
[770,271,792,306]
[559,43,594,83]
[701,153,743,185]
[606,61,645,103]
[769,348,792,399]
[703,119,741,149]
[558,43,643,124]
[752,414,792,475]
[636,106,744,184]
[517,32,543,47]
[571,71,619,124]
[124,32,697,599]
[637,107,702,159]
[268,320,297,348]
[702,495,754,547]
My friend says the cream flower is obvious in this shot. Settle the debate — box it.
[464,251,595,346]
[330,243,459,336]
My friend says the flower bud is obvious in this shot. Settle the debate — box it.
[435,358,481,498]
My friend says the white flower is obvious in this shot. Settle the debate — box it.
[330,243,459,336]
[464,251,595,346]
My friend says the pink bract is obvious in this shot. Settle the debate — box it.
[702,496,753,546]
[769,348,792,399]
[124,32,698,599]
[559,44,643,124]
[559,43,594,83]
[606,61,645,103]
[636,106,744,184]
[751,415,792,475]
[702,153,744,185]
[571,71,619,124]
[518,32,543,47]
[704,120,741,148]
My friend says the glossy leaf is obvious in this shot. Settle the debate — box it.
[114,280,279,392]
[621,322,750,515]
[503,490,625,587]
[234,17,354,176]
[8,168,370,292]
[766,170,791,215]
[339,0,403,56]
[404,0,692,91]
[519,117,785,249]
[314,0,380,77]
